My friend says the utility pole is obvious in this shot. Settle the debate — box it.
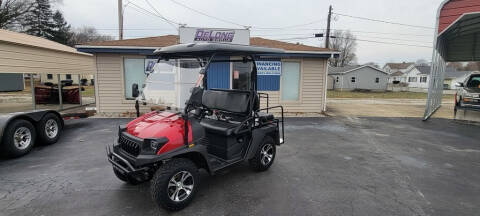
[118,0,123,40]
[325,5,332,48]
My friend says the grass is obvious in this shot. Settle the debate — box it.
[328,90,454,100]
[82,86,95,97]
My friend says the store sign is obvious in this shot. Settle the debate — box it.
[179,27,250,45]
[256,61,282,76]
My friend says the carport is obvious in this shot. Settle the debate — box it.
[424,0,480,120]
[0,29,95,113]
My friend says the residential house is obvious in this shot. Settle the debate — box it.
[328,65,389,91]
[404,65,457,89]
[383,62,415,83]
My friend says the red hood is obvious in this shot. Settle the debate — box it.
[126,111,189,140]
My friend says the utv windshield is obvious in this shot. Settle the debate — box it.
[140,59,204,109]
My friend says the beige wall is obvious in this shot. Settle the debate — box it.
[0,42,94,75]
[94,54,327,115]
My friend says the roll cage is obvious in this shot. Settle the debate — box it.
[153,43,286,146]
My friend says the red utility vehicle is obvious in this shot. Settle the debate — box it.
[107,43,285,211]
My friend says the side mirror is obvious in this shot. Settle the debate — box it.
[455,82,464,87]
[132,83,139,98]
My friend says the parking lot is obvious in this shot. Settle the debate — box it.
[1,117,479,216]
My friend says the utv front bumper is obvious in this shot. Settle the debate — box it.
[106,145,152,181]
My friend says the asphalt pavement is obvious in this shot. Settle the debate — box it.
[0,117,479,216]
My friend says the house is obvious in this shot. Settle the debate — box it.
[328,65,389,91]
[383,62,415,84]
[444,70,473,89]
[76,28,338,116]
[383,62,415,74]
[404,65,458,89]
[39,73,94,85]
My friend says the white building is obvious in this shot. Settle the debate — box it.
[383,62,415,84]
[444,70,473,89]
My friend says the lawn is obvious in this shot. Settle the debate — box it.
[82,85,95,97]
[327,90,454,100]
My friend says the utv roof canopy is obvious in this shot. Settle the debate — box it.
[153,43,285,58]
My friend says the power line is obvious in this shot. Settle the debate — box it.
[331,36,433,48]
[126,1,179,29]
[166,0,248,28]
[332,12,434,30]
[143,0,180,29]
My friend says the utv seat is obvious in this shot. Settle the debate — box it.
[200,89,251,136]
[257,112,274,123]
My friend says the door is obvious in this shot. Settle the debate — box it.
[232,62,252,90]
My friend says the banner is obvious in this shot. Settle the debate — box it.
[256,61,282,75]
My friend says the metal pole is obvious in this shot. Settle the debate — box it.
[118,0,123,40]
[325,5,332,48]
[30,73,36,110]
[58,74,63,110]
[78,74,82,106]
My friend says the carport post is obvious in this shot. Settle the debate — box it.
[30,73,36,110]
[58,74,63,110]
[78,74,82,105]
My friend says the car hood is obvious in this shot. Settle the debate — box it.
[125,111,185,139]
[464,88,480,94]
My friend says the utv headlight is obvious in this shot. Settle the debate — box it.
[144,137,169,152]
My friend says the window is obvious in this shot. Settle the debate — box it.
[47,74,53,79]
[408,77,417,82]
[232,62,252,90]
[124,58,147,99]
[281,62,300,101]
[420,77,427,83]
[66,74,72,80]
[351,77,356,83]
[375,77,379,83]
[336,77,339,83]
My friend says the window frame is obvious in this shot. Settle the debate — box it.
[47,74,53,80]
[375,77,379,83]
[351,77,356,83]
[66,74,72,80]
[279,59,303,104]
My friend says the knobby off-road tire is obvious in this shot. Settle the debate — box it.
[113,168,143,185]
[36,113,62,145]
[249,136,276,172]
[150,158,199,211]
[0,119,36,158]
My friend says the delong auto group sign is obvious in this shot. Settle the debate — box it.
[179,27,250,45]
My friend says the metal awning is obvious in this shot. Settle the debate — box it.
[424,1,480,120]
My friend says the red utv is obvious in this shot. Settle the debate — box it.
[106,43,285,211]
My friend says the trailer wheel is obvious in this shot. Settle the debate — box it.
[0,119,36,158]
[249,136,276,172]
[36,113,62,145]
[151,158,199,211]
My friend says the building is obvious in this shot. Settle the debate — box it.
[328,65,389,91]
[39,73,94,85]
[383,62,415,74]
[404,65,457,89]
[76,28,338,115]
[0,29,95,112]
[444,70,473,89]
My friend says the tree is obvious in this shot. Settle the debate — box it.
[71,26,114,45]
[464,62,480,71]
[328,30,357,67]
[447,62,465,71]
[50,10,73,45]
[23,0,54,38]
[415,59,429,66]
[0,0,32,30]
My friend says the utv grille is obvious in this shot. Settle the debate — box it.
[118,133,141,157]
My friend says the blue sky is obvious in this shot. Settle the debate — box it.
[57,0,445,66]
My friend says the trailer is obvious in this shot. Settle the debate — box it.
[0,29,96,157]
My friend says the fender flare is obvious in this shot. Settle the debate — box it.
[246,125,278,160]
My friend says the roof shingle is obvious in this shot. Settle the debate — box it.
[81,35,335,52]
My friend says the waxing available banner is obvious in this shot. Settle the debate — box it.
[256,61,282,75]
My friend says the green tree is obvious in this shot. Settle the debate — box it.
[0,0,32,30]
[23,0,54,38]
[50,10,73,45]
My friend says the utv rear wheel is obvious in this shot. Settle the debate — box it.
[113,168,142,185]
[150,158,199,211]
[249,136,276,171]
[0,119,36,158]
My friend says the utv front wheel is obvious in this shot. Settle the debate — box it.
[150,158,199,211]
[249,136,276,171]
